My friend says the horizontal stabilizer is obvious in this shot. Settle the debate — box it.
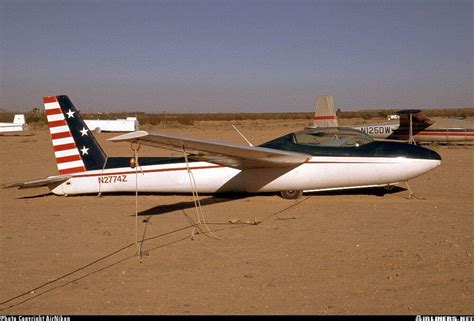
[109,131,311,169]
[3,175,71,189]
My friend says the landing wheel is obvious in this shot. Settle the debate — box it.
[280,190,303,200]
[383,184,395,191]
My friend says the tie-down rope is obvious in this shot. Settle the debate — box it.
[130,141,143,259]
[182,146,221,240]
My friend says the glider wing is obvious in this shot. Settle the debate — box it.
[109,131,310,169]
[3,175,71,189]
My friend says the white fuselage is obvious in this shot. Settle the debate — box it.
[0,123,27,132]
[50,156,441,195]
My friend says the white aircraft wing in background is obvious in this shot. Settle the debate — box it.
[109,131,311,169]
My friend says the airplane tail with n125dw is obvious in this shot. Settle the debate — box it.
[4,95,441,199]
[309,95,474,143]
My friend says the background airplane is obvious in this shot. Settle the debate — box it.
[0,114,29,133]
[84,117,139,133]
[352,110,474,144]
[5,95,441,199]
[310,96,474,144]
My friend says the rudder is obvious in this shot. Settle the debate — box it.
[44,95,107,174]
[313,95,338,128]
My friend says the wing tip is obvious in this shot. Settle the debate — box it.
[108,130,149,142]
[2,175,71,190]
[2,182,20,189]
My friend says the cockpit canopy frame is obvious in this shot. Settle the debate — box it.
[292,127,374,148]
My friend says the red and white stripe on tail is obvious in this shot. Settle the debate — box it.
[44,96,86,175]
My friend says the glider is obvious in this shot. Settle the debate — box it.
[4,95,441,199]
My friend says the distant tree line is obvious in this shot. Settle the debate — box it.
[0,108,472,128]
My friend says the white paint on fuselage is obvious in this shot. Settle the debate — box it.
[50,156,441,196]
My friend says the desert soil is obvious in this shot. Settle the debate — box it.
[0,120,473,315]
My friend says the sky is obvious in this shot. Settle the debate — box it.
[1,0,472,113]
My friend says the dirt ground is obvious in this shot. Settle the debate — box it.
[0,120,473,315]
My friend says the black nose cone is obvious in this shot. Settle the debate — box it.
[377,142,441,160]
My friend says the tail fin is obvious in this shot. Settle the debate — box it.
[13,114,26,124]
[398,109,433,128]
[44,95,107,174]
[312,95,338,127]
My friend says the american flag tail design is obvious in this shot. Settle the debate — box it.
[43,95,107,174]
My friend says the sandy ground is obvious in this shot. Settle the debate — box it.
[0,120,473,315]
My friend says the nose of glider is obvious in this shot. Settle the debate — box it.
[404,144,442,175]
[409,144,441,162]
[378,141,441,161]
[376,142,442,179]
[423,148,442,171]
